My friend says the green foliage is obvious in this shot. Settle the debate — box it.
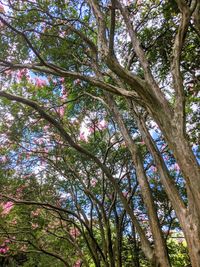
[0,0,199,266]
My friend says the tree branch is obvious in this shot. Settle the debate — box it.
[0,90,154,262]
[171,4,191,134]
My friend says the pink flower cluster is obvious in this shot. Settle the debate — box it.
[90,178,97,187]
[0,239,10,254]
[0,155,7,163]
[31,223,39,229]
[79,132,88,142]
[73,259,82,267]
[74,79,81,85]
[79,119,107,142]
[0,246,9,254]
[1,201,14,215]
[35,77,47,88]
[174,163,180,171]
[97,119,107,130]
[57,106,65,117]
[31,208,41,217]
[17,69,28,80]
[59,77,65,83]
[4,69,13,76]
[11,219,17,225]
[69,228,80,239]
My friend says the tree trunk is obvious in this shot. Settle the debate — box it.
[166,129,200,218]
[131,106,200,267]
[183,218,200,267]
[105,94,171,267]
[131,224,140,267]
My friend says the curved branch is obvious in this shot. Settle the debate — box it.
[0,61,138,98]
[0,90,154,262]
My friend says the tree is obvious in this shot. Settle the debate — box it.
[0,0,199,266]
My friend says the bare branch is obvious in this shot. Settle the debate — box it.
[109,0,116,55]
[116,0,168,107]
[171,5,191,133]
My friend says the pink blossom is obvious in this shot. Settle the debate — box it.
[35,77,47,88]
[74,79,81,85]
[151,166,157,173]
[69,228,80,239]
[57,197,66,206]
[174,163,180,171]
[61,93,68,102]
[73,259,82,267]
[31,208,41,217]
[79,132,88,142]
[36,138,45,145]
[31,223,39,229]
[0,155,7,163]
[43,125,50,131]
[57,106,65,117]
[88,126,94,133]
[98,119,107,130]
[59,77,65,83]
[122,191,128,198]
[16,69,27,80]
[90,178,97,187]
[11,219,17,225]
[0,247,9,254]
[1,201,14,215]
[4,69,12,76]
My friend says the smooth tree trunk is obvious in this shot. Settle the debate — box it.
[130,104,200,267]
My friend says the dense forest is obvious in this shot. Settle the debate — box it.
[0,0,199,266]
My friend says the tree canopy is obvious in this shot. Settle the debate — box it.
[0,0,199,266]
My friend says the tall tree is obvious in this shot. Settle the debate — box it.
[0,0,199,266]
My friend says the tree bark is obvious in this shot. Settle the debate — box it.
[184,224,200,267]
[130,103,200,267]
